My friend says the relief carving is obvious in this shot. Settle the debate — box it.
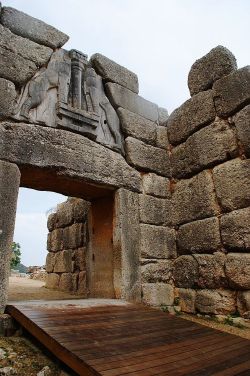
[12,49,124,154]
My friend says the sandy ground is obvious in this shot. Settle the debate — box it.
[8,276,84,302]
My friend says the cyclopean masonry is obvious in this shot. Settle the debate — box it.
[0,5,249,320]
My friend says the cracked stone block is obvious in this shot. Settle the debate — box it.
[195,289,236,315]
[188,46,237,96]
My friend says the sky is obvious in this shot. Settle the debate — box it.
[6,0,249,266]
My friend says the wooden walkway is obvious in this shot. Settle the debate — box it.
[6,302,250,376]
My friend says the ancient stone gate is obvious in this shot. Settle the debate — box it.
[0,4,249,318]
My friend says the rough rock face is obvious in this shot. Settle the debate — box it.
[188,46,237,96]
[221,207,250,251]
[142,173,171,198]
[139,195,172,226]
[167,90,216,145]
[233,105,250,157]
[173,256,199,288]
[0,7,69,48]
[90,53,139,93]
[195,290,236,315]
[140,224,176,259]
[178,288,196,313]
[142,283,174,306]
[0,78,16,117]
[194,253,227,289]
[225,254,250,289]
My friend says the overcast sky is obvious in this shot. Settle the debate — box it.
[6,0,249,266]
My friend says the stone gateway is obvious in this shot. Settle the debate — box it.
[0,5,249,321]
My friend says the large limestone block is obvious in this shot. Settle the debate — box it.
[125,137,170,177]
[173,255,199,288]
[177,217,221,254]
[194,253,227,289]
[105,83,159,122]
[47,228,63,252]
[167,90,216,145]
[221,207,250,251]
[171,120,238,179]
[114,189,141,302]
[53,250,72,273]
[178,288,196,313]
[63,223,85,249]
[47,213,58,232]
[1,7,69,48]
[56,201,74,228]
[156,126,169,149]
[73,247,86,271]
[142,173,171,198]
[233,105,250,157]
[195,289,236,314]
[46,273,59,289]
[0,161,20,312]
[73,199,90,223]
[45,252,56,273]
[213,66,250,117]
[0,122,141,193]
[59,273,73,292]
[142,283,174,306]
[0,78,16,117]
[188,46,237,96]
[213,158,250,212]
[141,261,173,283]
[140,224,176,259]
[139,194,172,226]
[172,170,219,226]
[91,53,139,93]
[117,108,156,145]
[225,253,250,289]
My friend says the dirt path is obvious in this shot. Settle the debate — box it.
[8,276,84,302]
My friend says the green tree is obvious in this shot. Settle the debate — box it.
[10,242,21,269]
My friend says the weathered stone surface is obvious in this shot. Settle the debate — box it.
[139,195,172,226]
[1,7,69,48]
[78,271,87,295]
[0,122,141,194]
[117,107,156,145]
[172,170,219,225]
[63,223,85,249]
[156,126,169,149]
[173,256,198,288]
[167,90,216,145]
[213,158,250,212]
[56,201,74,228]
[0,78,16,117]
[158,107,169,126]
[233,105,250,157]
[47,212,57,232]
[45,252,55,273]
[195,289,236,315]
[194,253,227,289]
[188,46,237,96]
[114,189,141,302]
[225,253,250,289]
[171,120,238,178]
[53,250,72,273]
[59,273,73,292]
[73,247,86,271]
[0,161,20,312]
[46,273,59,289]
[141,261,173,283]
[47,228,63,252]
[221,207,250,251]
[91,53,139,93]
[178,288,196,313]
[73,199,90,223]
[142,173,171,198]
[125,137,170,177]
[177,217,221,254]
[237,291,250,316]
[142,283,174,306]
[213,66,250,117]
[140,224,176,259]
[106,83,158,122]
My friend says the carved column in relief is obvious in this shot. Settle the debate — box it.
[69,50,88,109]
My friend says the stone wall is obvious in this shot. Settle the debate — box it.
[45,198,90,295]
